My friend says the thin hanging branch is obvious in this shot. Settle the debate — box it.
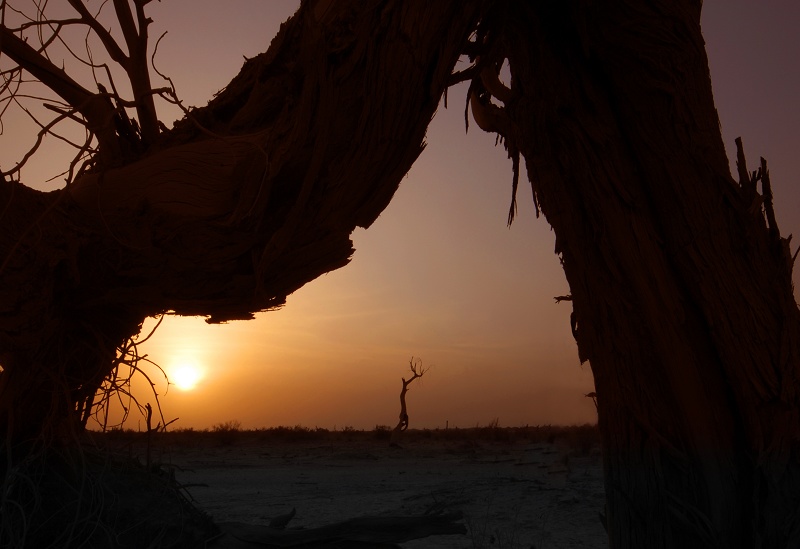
[457,8,526,224]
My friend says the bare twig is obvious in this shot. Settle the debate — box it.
[66,0,128,64]
[0,0,169,174]
[0,104,81,179]
[0,24,120,159]
[86,316,173,434]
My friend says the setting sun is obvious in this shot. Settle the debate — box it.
[171,362,204,391]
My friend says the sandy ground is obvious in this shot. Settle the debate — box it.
[162,436,608,548]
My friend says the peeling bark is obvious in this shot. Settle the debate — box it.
[0,0,489,443]
[493,2,800,547]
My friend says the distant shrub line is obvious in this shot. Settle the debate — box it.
[95,422,600,453]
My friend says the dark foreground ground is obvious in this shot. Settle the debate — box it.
[93,425,607,548]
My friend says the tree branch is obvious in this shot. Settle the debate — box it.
[113,0,140,50]
[0,25,91,108]
[0,25,121,161]
[0,0,488,445]
[65,0,129,66]
[112,0,159,144]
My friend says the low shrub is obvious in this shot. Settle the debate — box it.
[211,420,241,446]
[261,425,326,442]
[373,425,392,440]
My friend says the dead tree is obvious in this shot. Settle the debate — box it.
[391,357,427,444]
[1,1,799,548]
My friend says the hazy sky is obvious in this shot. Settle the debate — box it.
[3,2,799,431]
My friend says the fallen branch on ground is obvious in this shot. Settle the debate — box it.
[213,512,466,548]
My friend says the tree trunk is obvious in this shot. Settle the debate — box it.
[0,0,488,445]
[496,2,800,547]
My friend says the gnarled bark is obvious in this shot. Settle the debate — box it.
[0,0,489,443]
[490,2,800,547]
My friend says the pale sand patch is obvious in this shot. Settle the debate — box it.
[164,437,607,548]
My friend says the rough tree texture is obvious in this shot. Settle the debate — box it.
[489,2,800,547]
[2,1,800,548]
[0,0,488,443]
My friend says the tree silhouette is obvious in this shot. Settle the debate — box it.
[390,356,428,446]
[1,1,798,548]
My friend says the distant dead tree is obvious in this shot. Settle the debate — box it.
[390,357,428,445]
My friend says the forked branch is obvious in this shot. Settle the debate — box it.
[0,0,165,171]
[65,0,159,145]
[0,24,120,159]
[111,0,159,144]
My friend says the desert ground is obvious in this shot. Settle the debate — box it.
[111,425,608,548]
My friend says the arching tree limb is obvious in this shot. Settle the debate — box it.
[0,0,489,444]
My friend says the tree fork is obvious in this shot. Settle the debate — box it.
[0,26,123,163]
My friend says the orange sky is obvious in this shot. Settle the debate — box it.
[3,1,799,431]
